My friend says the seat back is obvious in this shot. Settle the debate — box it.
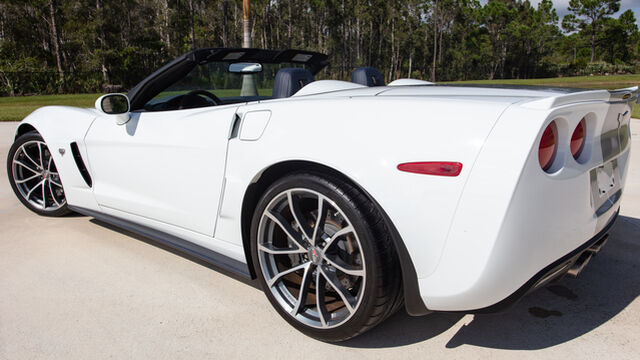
[351,67,385,87]
[273,68,315,98]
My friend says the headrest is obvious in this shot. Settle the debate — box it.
[273,68,315,98]
[351,67,385,87]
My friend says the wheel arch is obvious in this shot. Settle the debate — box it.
[15,123,39,140]
[240,160,430,316]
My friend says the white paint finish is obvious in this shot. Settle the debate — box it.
[292,80,366,97]
[238,110,271,141]
[521,90,610,109]
[420,100,633,310]
[377,85,559,98]
[2,121,640,357]
[18,106,101,212]
[84,105,238,237]
[15,84,634,313]
[94,93,131,125]
[388,79,434,86]
[263,86,385,100]
[215,96,510,278]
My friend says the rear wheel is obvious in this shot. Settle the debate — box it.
[7,132,71,217]
[250,172,401,342]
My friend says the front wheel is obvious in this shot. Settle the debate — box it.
[7,131,71,217]
[250,172,401,342]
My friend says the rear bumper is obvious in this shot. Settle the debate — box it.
[417,170,625,312]
[467,208,618,314]
[414,99,631,311]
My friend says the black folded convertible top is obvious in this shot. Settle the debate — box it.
[127,48,329,111]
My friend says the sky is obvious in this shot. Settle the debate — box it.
[529,0,640,27]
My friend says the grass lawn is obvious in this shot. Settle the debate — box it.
[0,75,638,121]
[0,93,100,122]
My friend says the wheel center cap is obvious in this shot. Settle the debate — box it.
[309,247,323,265]
[42,170,49,179]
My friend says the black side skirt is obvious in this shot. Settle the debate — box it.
[69,206,252,279]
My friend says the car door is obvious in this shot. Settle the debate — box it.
[84,105,238,236]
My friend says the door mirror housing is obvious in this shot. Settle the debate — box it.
[95,93,131,125]
[229,62,263,74]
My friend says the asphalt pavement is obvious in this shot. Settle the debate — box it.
[1,120,639,359]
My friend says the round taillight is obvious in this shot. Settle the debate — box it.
[570,118,586,160]
[539,121,558,172]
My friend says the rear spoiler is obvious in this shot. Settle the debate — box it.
[608,86,639,104]
[523,86,639,109]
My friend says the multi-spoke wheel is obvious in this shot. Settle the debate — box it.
[7,131,71,216]
[251,172,402,342]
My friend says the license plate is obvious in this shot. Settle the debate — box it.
[590,159,621,215]
[596,161,616,198]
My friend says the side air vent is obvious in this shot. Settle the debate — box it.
[229,113,241,139]
[70,142,92,187]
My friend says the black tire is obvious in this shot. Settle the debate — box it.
[250,172,402,342]
[7,131,72,217]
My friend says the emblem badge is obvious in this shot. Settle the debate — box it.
[59,148,65,156]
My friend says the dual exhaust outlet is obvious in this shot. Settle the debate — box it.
[566,235,609,278]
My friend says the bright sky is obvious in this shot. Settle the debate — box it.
[529,0,640,27]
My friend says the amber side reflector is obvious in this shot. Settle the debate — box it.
[397,162,463,177]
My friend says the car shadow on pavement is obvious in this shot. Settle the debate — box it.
[343,215,640,349]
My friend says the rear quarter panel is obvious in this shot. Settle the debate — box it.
[215,96,512,278]
[421,99,632,310]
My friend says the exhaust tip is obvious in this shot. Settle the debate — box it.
[566,252,594,278]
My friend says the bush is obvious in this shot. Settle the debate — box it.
[582,62,634,75]
[547,62,636,77]
[0,71,103,96]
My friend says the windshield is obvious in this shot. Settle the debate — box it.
[143,61,308,111]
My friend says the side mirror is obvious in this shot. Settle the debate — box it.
[95,93,131,125]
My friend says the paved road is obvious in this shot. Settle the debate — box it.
[1,120,639,359]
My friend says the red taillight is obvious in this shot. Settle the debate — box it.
[539,121,558,172]
[570,118,586,160]
[397,162,463,177]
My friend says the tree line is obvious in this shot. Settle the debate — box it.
[0,0,638,96]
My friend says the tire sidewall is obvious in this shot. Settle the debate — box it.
[250,172,383,342]
[7,132,70,217]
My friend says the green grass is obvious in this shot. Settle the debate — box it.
[446,74,640,118]
[0,75,638,121]
[0,93,102,122]
[447,74,640,88]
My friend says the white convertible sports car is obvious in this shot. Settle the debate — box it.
[7,48,636,341]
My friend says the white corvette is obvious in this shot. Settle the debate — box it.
[7,48,636,341]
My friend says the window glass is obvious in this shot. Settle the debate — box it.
[144,62,307,111]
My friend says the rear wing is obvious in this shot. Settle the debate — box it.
[608,86,640,104]
[523,86,639,110]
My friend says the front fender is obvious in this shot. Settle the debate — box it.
[17,106,100,211]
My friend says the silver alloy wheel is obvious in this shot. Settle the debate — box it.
[12,140,66,211]
[257,188,366,329]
